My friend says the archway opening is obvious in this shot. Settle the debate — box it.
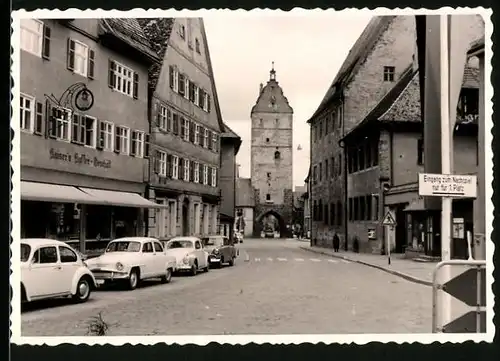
[257,210,286,238]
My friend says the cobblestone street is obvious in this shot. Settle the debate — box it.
[21,239,434,336]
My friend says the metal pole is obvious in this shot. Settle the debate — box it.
[387,225,392,265]
[476,265,481,332]
[438,14,453,329]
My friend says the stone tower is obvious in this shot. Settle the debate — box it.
[250,63,294,238]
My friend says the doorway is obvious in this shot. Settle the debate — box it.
[394,203,408,253]
[182,198,190,236]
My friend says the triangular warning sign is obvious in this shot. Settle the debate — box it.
[382,212,396,226]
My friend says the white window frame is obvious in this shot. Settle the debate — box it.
[203,128,209,148]
[184,78,190,100]
[211,167,217,187]
[172,155,179,180]
[20,93,35,133]
[112,61,135,97]
[194,124,200,145]
[203,164,208,185]
[20,19,43,57]
[194,86,200,106]
[212,132,217,152]
[173,68,179,93]
[100,121,114,151]
[158,150,167,177]
[53,107,72,142]
[72,39,89,77]
[83,115,97,148]
[131,130,145,158]
[183,118,190,141]
[184,158,190,181]
[203,92,209,111]
[158,105,167,130]
[193,161,200,183]
[115,126,130,155]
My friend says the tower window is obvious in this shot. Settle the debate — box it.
[266,138,270,143]
[266,194,271,201]
[267,172,271,178]
[383,66,395,82]
[274,151,281,160]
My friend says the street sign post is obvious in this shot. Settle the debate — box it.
[432,259,487,333]
[418,173,477,198]
[381,212,397,265]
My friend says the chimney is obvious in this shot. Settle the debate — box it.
[259,83,263,94]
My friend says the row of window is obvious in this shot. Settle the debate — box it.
[20,19,141,100]
[156,103,219,152]
[178,22,202,55]
[312,200,343,226]
[347,138,379,174]
[169,66,211,113]
[348,195,379,222]
[312,104,344,142]
[312,154,342,185]
[20,94,145,157]
[154,150,218,187]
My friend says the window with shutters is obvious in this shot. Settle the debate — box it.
[171,112,179,135]
[189,121,195,143]
[99,121,114,151]
[203,128,209,149]
[211,167,217,187]
[69,39,89,77]
[194,161,200,183]
[194,86,200,106]
[20,94,35,133]
[203,92,209,112]
[109,60,137,98]
[212,132,218,152]
[189,82,195,103]
[158,105,167,130]
[166,108,173,132]
[184,78,190,99]
[199,163,204,184]
[114,126,130,155]
[184,159,190,181]
[131,130,144,158]
[171,155,179,179]
[157,150,167,177]
[183,118,190,141]
[72,114,96,147]
[203,164,209,185]
[194,124,200,145]
[49,107,71,141]
[198,89,204,108]
[178,74,185,96]
[20,19,43,57]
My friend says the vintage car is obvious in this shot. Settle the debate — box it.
[163,237,209,276]
[85,237,176,290]
[202,235,237,268]
[264,228,275,238]
[20,238,97,303]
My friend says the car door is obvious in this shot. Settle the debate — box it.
[153,241,166,275]
[221,237,230,260]
[58,245,81,293]
[194,240,205,268]
[24,245,65,299]
[141,242,155,277]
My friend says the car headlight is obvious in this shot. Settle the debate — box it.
[116,262,124,271]
[213,248,219,254]
[183,255,190,264]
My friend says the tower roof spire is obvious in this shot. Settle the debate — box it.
[270,61,276,81]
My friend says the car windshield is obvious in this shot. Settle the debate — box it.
[21,243,31,262]
[167,240,194,249]
[203,237,223,247]
[106,241,141,252]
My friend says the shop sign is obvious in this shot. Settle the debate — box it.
[418,173,477,198]
[49,148,112,169]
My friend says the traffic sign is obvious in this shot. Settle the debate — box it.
[443,310,486,333]
[418,173,477,198]
[442,267,486,307]
[382,212,396,226]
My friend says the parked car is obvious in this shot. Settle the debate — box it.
[202,235,237,268]
[264,228,274,238]
[85,237,176,290]
[20,238,97,303]
[163,237,209,276]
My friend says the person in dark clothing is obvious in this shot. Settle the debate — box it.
[333,233,340,252]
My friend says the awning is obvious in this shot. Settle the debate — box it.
[404,197,426,212]
[21,181,102,204]
[79,187,167,208]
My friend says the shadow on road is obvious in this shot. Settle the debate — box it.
[21,297,99,313]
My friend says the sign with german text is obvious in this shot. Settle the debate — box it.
[418,173,477,198]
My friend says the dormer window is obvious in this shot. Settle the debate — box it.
[195,38,201,54]
[179,24,186,39]
[383,66,395,82]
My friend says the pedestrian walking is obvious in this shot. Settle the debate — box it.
[333,233,340,252]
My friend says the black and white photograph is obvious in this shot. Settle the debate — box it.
[10,7,494,345]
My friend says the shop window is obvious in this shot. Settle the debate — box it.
[86,205,112,240]
[47,203,80,240]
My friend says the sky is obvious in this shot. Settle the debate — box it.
[204,12,371,187]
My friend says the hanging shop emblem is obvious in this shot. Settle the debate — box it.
[74,88,94,111]
[45,82,95,112]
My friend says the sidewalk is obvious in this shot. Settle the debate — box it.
[300,245,436,286]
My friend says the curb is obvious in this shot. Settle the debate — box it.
[299,246,433,287]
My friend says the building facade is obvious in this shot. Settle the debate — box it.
[19,18,162,253]
[235,178,255,238]
[219,123,242,240]
[140,18,225,239]
[250,65,294,238]
[307,14,484,254]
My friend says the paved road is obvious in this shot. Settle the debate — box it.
[21,238,433,336]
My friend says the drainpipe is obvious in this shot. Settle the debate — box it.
[145,89,153,237]
[309,119,313,247]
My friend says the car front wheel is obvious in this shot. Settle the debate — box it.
[73,276,91,303]
[160,268,172,284]
[191,262,198,276]
[128,269,139,290]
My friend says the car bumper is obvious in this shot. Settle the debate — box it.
[175,263,193,271]
[208,255,222,263]
[91,269,129,284]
